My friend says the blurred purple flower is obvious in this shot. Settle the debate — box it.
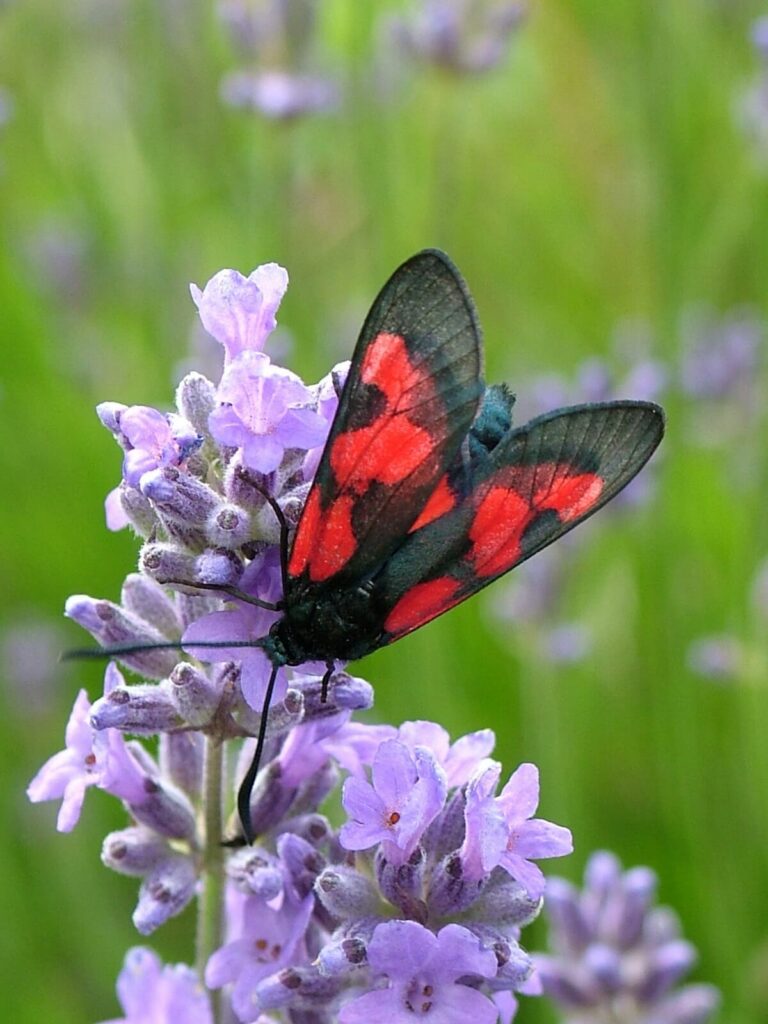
[389,0,526,75]
[542,623,592,664]
[190,264,288,364]
[2,616,69,711]
[218,0,339,119]
[535,851,720,1024]
[687,634,743,682]
[339,921,499,1024]
[99,947,212,1024]
[221,69,338,119]
[679,308,762,401]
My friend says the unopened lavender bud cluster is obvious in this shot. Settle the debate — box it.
[28,260,576,1022]
[536,851,720,1024]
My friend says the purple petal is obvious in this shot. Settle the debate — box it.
[367,919,438,976]
[498,762,540,821]
[105,486,129,531]
[500,852,546,900]
[514,818,573,860]
[428,924,498,983]
[191,264,288,362]
[371,740,418,806]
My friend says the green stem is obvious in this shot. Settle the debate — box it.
[197,735,226,1022]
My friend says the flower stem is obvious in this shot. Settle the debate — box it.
[197,735,226,1021]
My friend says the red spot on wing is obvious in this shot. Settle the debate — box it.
[469,463,604,578]
[330,414,435,489]
[468,485,529,577]
[304,494,358,582]
[288,487,322,577]
[408,474,456,533]
[296,331,455,584]
[384,576,462,637]
[329,333,441,491]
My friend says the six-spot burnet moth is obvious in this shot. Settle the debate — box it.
[70,250,665,843]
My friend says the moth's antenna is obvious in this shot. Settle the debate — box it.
[61,638,267,662]
[237,661,280,845]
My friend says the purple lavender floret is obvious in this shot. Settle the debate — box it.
[389,0,526,75]
[534,851,720,1024]
[99,947,213,1024]
[217,0,339,119]
[339,920,499,1024]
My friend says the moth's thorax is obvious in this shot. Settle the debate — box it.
[274,579,385,664]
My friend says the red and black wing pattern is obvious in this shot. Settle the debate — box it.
[288,250,484,588]
[375,400,664,642]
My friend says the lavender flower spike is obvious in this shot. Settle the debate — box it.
[535,851,720,1024]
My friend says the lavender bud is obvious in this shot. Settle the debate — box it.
[325,673,374,712]
[96,401,128,438]
[205,503,253,548]
[470,927,532,986]
[422,787,465,860]
[90,683,181,734]
[239,689,303,738]
[315,917,379,976]
[248,761,298,836]
[644,906,683,944]
[120,573,182,638]
[375,848,427,921]
[291,760,338,816]
[542,876,592,950]
[65,595,178,679]
[315,866,378,919]
[278,832,326,899]
[140,542,199,584]
[133,854,198,935]
[115,482,159,536]
[195,548,244,586]
[426,851,483,917]
[140,467,220,527]
[535,954,599,1009]
[605,866,657,948]
[658,984,721,1024]
[169,662,219,726]
[583,943,622,994]
[280,813,331,847]
[129,777,197,841]
[227,846,283,900]
[635,940,697,1003]
[159,731,204,799]
[101,826,170,875]
[175,371,216,436]
[255,966,343,1013]
[470,872,541,928]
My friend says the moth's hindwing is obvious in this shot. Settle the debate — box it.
[376,401,665,642]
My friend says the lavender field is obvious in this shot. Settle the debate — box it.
[2,3,768,1023]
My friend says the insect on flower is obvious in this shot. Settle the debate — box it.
[71,250,664,843]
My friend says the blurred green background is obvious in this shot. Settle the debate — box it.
[2,1,768,1021]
